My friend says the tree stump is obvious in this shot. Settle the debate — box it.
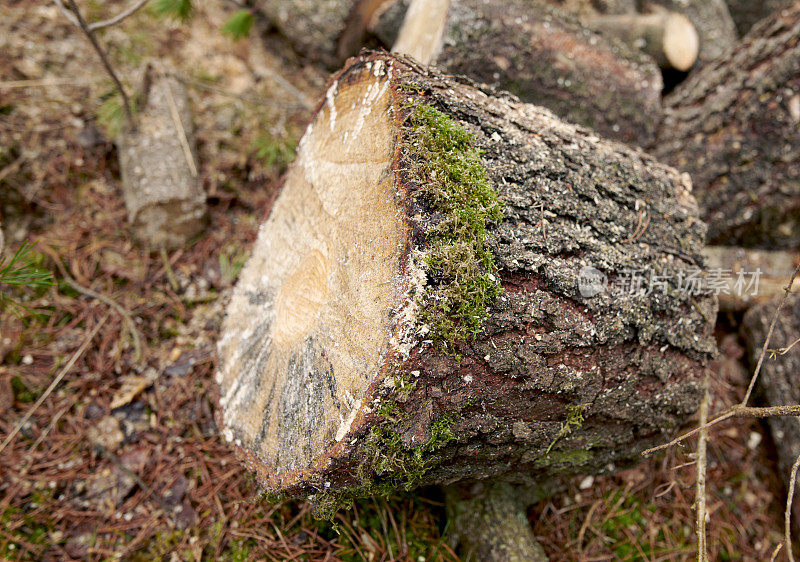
[742,294,800,534]
[385,0,663,147]
[216,52,716,512]
[118,64,206,249]
[654,4,800,249]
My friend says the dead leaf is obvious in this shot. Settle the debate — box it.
[110,370,157,410]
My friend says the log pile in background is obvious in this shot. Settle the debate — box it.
[216,52,716,509]
[118,63,207,249]
[654,4,800,249]
[388,0,663,146]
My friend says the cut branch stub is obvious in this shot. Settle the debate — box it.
[216,52,716,509]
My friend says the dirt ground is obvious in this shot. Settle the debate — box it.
[0,1,792,560]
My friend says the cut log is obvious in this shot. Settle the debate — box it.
[445,482,550,561]
[216,52,716,509]
[725,0,795,36]
[588,10,699,71]
[118,63,206,249]
[704,247,800,312]
[642,0,736,64]
[654,5,800,249]
[389,0,663,146]
[742,294,800,534]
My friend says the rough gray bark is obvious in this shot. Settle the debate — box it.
[654,5,800,249]
[726,0,795,36]
[742,295,800,534]
[216,52,716,504]
[118,64,206,249]
[445,481,550,561]
[394,0,663,147]
[642,0,736,64]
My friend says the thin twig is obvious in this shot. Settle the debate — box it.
[771,542,784,562]
[162,73,198,177]
[788,451,800,562]
[0,316,107,455]
[0,77,102,89]
[53,0,148,31]
[769,336,800,358]
[642,404,800,457]
[160,246,180,293]
[742,263,800,406]
[695,386,709,562]
[64,274,144,364]
[63,0,134,124]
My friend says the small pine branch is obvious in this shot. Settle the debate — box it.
[0,241,54,313]
[151,0,194,22]
[221,10,254,40]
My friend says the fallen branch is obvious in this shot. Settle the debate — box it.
[695,386,709,561]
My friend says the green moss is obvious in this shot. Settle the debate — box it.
[311,398,459,521]
[405,100,503,347]
[544,404,585,456]
[535,449,592,468]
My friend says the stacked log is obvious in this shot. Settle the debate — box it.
[388,0,663,146]
[215,52,716,510]
[654,4,800,249]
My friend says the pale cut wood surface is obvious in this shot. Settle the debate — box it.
[217,61,406,477]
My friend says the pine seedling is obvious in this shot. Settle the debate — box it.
[222,10,254,40]
[0,241,54,314]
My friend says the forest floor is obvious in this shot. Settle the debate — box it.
[0,1,792,560]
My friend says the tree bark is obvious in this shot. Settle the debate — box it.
[725,0,795,36]
[445,481,550,561]
[216,52,716,507]
[390,0,663,147]
[742,295,800,535]
[118,63,206,249]
[641,0,736,64]
[654,5,800,249]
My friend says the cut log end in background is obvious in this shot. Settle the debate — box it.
[588,10,699,71]
[118,63,207,249]
[216,52,716,508]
